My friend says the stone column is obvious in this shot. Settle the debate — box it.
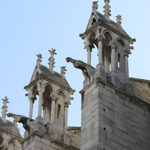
[51,100,56,123]
[84,38,92,65]
[37,82,45,118]
[29,97,34,119]
[98,37,103,65]
[43,107,46,124]
[125,56,129,79]
[115,52,118,69]
[120,54,125,73]
[64,103,69,127]
[104,54,110,72]
[46,107,51,123]
[87,48,92,65]
[111,47,116,71]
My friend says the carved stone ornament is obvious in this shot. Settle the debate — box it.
[66,57,95,81]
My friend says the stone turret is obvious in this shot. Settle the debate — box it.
[67,1,150,150]
[0,97,22,150]
[79,0,136,92]
[19,50,78,150]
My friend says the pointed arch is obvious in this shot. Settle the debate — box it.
[103,31,112,46]
[103,31,112,72]
[57,89,65,99]
[118,39,125,47]
[42,84,53,123]
[32,85,38,96]
[115,37,126,48]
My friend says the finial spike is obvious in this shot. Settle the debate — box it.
[48,48,57,71]
[36,54,42,65]
[103,0,111,18]
[116,15,122,25]
[60,66,67,77]
[92,1,98,12]
[1,96,9,121]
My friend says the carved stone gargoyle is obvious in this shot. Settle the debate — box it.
[7,113,33,132]
[66,57,95,82]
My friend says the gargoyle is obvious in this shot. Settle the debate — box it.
[7,113,33,132]
[66,57,95,81]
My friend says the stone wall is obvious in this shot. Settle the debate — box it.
[130,78,150,104]
[68,127,81,149]
[81,79,150,150]
[22,132,80,150]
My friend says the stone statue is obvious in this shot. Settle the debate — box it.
[66,57,95,81]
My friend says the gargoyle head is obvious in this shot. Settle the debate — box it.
[66,57,72,63]
[7,113,13,117]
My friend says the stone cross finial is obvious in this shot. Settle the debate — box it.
[1,96,9,121]
[92,1,98,12]
[48,48,57,71]
[60,66,67,77]
[116,15,122,25]
[36,54,42,65]
[103,0,111,18]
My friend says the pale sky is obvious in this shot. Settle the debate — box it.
[0,0,150,134]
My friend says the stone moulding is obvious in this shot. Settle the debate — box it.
[24,75,75,93]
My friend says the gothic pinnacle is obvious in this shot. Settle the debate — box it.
[1,96,9,121]
[92,1,98,12]
[60,66,67,77]
[116,15,122,25]
[48,48,57,71]
[36,54,42,65]
[103,0,111,19]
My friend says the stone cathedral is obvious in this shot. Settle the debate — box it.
[0,1,150,150]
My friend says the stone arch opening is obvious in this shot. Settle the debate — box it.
[118,39,125,47]
[103,32,112,72]
[43,85,53,123]
[92,17,96,25]
[56,90,66,121]
[31,85,38,119]
[58,90,65,99]
[117,39,125,71]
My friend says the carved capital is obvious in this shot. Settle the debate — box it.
[37,82,45,94]
[130,46,134,50]
[124,49,131,56]
[51,95,58,102]
[96,34,105,42]
[64,102,69,107]
[109,42,117,49]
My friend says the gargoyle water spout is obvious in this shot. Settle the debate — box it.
[66,57,95,82]
[7,113,33,132]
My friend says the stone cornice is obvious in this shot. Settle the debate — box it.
[80,22,98,39]
[80,78,150,111]
[24,75,75,94]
